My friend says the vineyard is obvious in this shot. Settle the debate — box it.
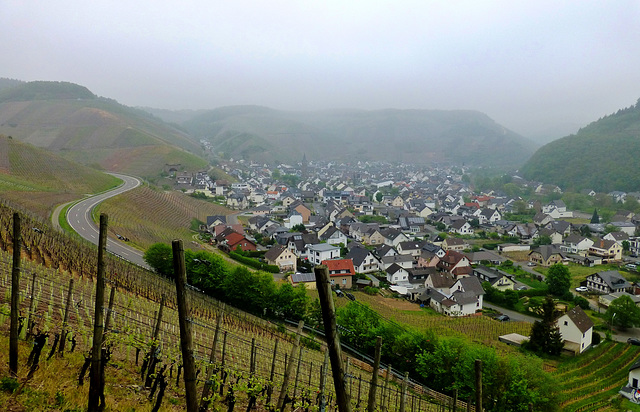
[0,249,471,412]
[552,341,640,412]
[95,186,232,249]
[0,202,473,411]
[0,134,120,219]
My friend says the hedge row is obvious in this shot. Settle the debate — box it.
[229,251,280,273]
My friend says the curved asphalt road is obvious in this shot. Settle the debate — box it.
[66,173,149,269]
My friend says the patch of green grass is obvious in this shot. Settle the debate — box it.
[58,202,75,233]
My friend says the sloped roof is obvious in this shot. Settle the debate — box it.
[322,259,355,276]
[264,245,289,261]
[455,276,485,296]
[563,306,594,333]
[592,270,631,290]
[426,272,455,288]
[346,246,376,267]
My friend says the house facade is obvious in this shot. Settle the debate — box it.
[528,245,564,267]
[557,306,594,354]
[305,243,340,265]
[585,270,631,294]
[264,245,297,272]
[322,259,355,289]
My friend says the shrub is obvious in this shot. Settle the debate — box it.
[364,286,379,295]
[574,296,590,310]
[592,331,601,345]
[228,252,279,273]
[0,377,19,393]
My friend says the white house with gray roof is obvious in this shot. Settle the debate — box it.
[586,270,631,294]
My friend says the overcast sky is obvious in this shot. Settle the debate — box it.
[2,1,640,140]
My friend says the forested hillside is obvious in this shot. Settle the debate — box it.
[180,106,536,168]
[521,99,640,192]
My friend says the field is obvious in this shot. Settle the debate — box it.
[95,186,232,250]
[552,341,640,412]
[317,290,533,352]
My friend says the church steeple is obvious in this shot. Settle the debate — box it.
[301,153,308,178]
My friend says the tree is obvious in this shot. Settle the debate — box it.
[143,243,173,277]
[526,296,564,355]
[290,223,306,233]
[622,240,630,252]
[533,234,552,246]
[579,224,591,238]
[375,192,383,203]
[606,295,640,330]
[545,264,571,296]
[590,208,600,224]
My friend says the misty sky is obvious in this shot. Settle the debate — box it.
[2,1,640,140]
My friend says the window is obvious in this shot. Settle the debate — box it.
[564,321,568,326]
[342,279,347,285]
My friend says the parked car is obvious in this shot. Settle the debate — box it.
[345,292,356,301]
[516,285,528,291]
[628,338,640,346]
[335,290,344,297]
[496,314,510,322]
[527,262,536,266]
[575,286,588,293]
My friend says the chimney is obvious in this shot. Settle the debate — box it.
[600,240,604,248]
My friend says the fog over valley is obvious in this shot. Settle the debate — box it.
[2,1,640,142]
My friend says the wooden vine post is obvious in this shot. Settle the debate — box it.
[59,278,74,355]
[314,265,352,412]
[26,270,37,337]
[9,212,21,376]
[367,336,383,412]
[200,303,225,411]
[475,359,483,412]
[103,286,117,336]
[88,213,108,411]
[173,239,198,411]
[276,320,304,411]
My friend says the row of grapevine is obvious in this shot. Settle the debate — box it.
[0,247,471,411]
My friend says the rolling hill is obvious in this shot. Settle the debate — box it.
[179,106,536,168]
[0,80,207,177]
[0,133,120,218]
[521,98,640,192]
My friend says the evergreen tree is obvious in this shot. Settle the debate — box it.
[590,208,600,224]
[526,296,564,355]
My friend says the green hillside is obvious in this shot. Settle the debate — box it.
[521,99,640,192]
[0,81,206,178]
[182,106,536,168]
[0,134,120,218]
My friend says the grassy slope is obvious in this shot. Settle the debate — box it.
[0,135,120,219]
[0,81,208,178]
[95,186,232,249]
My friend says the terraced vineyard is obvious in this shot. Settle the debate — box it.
[0,249,471,412]
[553,341,640,412]
[95,186,232,249]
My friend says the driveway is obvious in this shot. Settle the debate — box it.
[484,302,539,323]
